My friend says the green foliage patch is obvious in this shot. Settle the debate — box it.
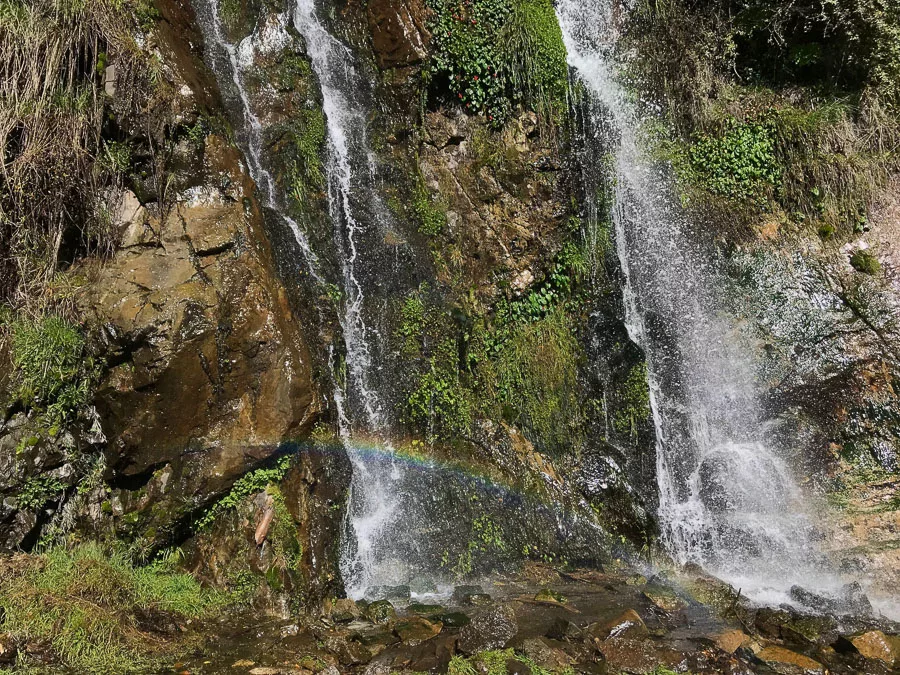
[196,455,294,530]
[0,543,224,672]
[7,314,96,424]
[684,118,781,205]
[425,0,568,124]
[16,475,66,510]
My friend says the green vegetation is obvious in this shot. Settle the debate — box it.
[398,244,593,453]
[487,306,582,451]
[196,455,294,530]
[444,513,506,577]
[611,362,651,437]
[0,543,223,672]
[413,176,447,236]
[286,109,327,205]
[683,118,781,205]
[7,314,96,424]
[0,0,156,304]
[16,475,66,510]
[448,649,575,675]
[266,484,304,572]
[406,338,475,439]
[850,250,881,275]
[426,0,568,124]
[625,0,900,238]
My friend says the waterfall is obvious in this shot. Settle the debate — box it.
[193,0,408,598]
[555,0,837,604]
[191,1,321,280]
[291,0,409,598]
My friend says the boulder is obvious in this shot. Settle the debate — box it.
[756,645,824,674]
[850,630,900,666]
[586,609,648,641]
[365,600,398,625]
[457,604,518,654]
[394,616,442,645]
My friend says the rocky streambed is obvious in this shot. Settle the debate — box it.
[169,563,900,675]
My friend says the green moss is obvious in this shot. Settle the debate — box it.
[449,649,571,675]
[612,362,651,437]
[850,250,881,275]
[286,109,326,205]
[488,306,582,452]
[266,484,303,572]
[413,178,446,236]
[406,339,475,440]
[396,293,426,356]
[0,544,223,673]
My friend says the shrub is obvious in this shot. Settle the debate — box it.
[685,118,781,205]
[8,314,95,423]
[0,0,152,302]
[426,0,568,124]
[196,454,295,531]
[0,543,224,672]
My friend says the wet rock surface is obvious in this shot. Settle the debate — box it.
[171,565,900,674]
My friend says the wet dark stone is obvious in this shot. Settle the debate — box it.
[452,584,485,605]
[408,602,444,615]
[466,593,493,606]
[365,599,398,624]
[506,657,532,674]
[546,617,583,641]
[367,585,411,604]
[789,582,873,617]
[437,612,471,627]
[457,604,518,654]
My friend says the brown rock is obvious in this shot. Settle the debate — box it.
[712,629,750,654]
[367,0,429,68]
[599,637,684,673]
[394,616,443,645]
[851,630,900,666]
[0,634,16,665]
[457,604,518,654]
[756,645,824,673]
[587,609,648,641]
[328,598,362,623]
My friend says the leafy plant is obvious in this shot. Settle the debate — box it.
[426,0,568,125]
[196,455,295,530]
[8,314,95,424]
[685,117,781,205]
[16,475,65,510]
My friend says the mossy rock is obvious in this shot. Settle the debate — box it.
[365,599,398,624]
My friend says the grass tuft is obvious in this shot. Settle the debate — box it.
[0,543,224,672]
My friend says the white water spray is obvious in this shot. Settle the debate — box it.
[292,0,406,598]
[556,0,844,606]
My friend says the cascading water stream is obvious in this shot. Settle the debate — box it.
[193,0,321,280]
[555,0,844,605]
[194,0,408,598]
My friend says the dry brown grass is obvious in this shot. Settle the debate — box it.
[0,0,150,309]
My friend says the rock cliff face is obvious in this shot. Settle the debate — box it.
[1,0,898,624]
